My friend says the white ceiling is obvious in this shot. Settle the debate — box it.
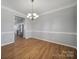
[1,0,77,15]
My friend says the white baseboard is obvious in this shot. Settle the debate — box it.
[34,37,77,49]
[1,41,14,46]
[24,36,77,49]
[24,36,32,39]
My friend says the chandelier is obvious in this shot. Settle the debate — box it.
[27,0,39,20]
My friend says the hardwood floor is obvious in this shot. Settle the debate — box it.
[1,37,77,59]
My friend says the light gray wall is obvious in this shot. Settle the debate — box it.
[1,7,14,46]
[1,5,77,48]
[24,19,32,38]
[32,6,77,32]
[31,6,77,48]
[1,6,31,46]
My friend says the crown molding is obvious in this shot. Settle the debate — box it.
[2,2,77,17]
[1,5,27,17]
[40,3,77,16]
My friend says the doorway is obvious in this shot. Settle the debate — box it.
[14,16,25,39]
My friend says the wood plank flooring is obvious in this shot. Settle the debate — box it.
[1,37,77,59]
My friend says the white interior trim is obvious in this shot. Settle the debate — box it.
[40,2,77,16]
[2,3,76,17]
[32,31,77,35]
[1,5,27,17]
[25,36,76,49]
[1,41,14,46]
[24,31,77,48]
[1,31,14,34]
[25,36,32,39]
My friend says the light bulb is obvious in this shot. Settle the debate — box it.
[33,13,37,16]
[29,16,32,19]
[27,13,39,20]
[27,13,32,17]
